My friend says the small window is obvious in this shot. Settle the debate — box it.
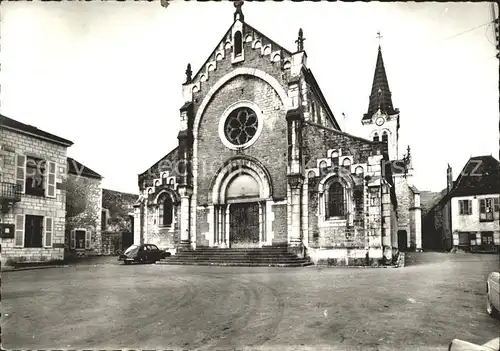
[25,156,46,196]
[382,131,388,143]
[373,133,379,142]
[459,200,472,215]
[159,194,173,227]
[481,232,494,245]
[234,31,242,56]
[355,166,364,177]
[331,151,339,166]
[342,158,351,168]
[479,198,494,221]
[319,160,328,169]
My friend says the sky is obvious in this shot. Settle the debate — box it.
[1,1,498,195]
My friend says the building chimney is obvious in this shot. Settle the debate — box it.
[446,164,453,192]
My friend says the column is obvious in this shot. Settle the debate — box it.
[178,187,192,250]
[288,175,303,248]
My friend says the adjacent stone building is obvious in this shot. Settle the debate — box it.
[65,157,103,256]
[134,5,405,265]
[101,188,137,254]
[424,156,500,253]
[0,114,73,264]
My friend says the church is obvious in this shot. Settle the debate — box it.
[133,3,422,266]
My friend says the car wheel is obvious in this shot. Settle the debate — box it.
[486,285,499,317]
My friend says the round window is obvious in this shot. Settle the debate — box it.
[223,107,259,146]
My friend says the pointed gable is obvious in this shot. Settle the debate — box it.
[363,46,398,120]
[449,155,500,197]
[191,21,292,89]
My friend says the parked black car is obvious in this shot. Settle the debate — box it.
[118,244,170,264]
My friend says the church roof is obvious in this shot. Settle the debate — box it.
[362,46,398,120]
[303,68,341,130]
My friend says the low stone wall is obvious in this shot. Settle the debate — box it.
[308,247,398,267]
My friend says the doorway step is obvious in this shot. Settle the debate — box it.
[156,246,313,267]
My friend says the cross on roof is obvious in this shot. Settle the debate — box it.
[376,31,383,47]
[234,0,244,21]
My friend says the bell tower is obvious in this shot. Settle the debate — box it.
[361,33,400,161]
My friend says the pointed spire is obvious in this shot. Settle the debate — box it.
[362,38,397,120]
[295,28,305,52]
[234,0,244,22]
[185,63,192,84]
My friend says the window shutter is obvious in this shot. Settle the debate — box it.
[46,161,56,198]
[70,230,76,249]
[494,197,500,212]
[85,230,91,249]
[16,155,26,193]
[44,217,53,247]
[15,214,25,247]
[467,201,472,215]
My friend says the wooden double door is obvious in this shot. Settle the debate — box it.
[229,202,260,248]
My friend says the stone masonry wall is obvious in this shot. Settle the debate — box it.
[0,128,68,263]
[196,75,288,204]
[65,173,102,253]
[144,203,180,250]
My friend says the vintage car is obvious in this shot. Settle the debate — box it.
[448,337,499,351]
[486,271,500,318]
[118,244,170,264]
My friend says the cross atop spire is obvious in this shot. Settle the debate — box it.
[234,0,244,22]
[376,31,383,48]
[295,28,305,52]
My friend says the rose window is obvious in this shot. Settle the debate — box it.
[224,107,258,146]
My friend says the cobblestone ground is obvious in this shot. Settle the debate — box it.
[2,252,499,350]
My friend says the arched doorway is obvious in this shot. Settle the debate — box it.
[226,174,261,248]
[211,157,272,248]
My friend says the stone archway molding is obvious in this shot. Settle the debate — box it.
[211,156,273,205]
[152,188,180,205]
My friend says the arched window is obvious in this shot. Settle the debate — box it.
[355,166,364,177]
[234,31,242,56]
[331,151,339,166]
[159,194,173,227]
[342,158,351,168]
[327,182,345,218]
[373,132,379,142]
[382,131,388,143]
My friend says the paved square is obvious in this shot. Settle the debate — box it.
[2,253,499,350]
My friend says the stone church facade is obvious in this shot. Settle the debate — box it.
[134,5,421,264]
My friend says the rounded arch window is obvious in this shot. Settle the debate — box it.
[219,101,264,150]
[382,131,388,143]
[355,166,364,177]
[342,158,351,167]
[373,132,380,142]
[308,170,316,179]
